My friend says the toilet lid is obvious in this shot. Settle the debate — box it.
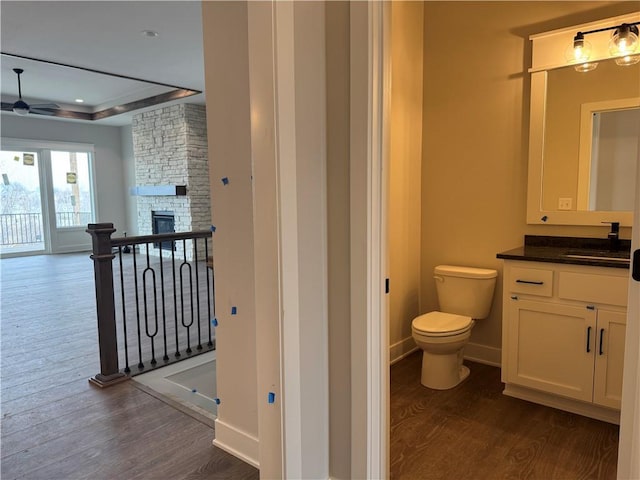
[412,311,473,336]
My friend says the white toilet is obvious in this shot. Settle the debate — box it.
[411,265,497,390]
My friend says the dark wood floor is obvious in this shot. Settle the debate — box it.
[0,253,258,480]
[3,253,620,479]
[390,352,620,480]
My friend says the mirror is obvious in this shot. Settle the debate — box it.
[578,101,639,212]
[542,59,639,215]
[526,12,640,226]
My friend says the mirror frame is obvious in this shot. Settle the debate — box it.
[526,12,639,226]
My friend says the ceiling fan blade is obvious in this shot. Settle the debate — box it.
[29,108,57,116]
[1,102,15,111]
[30,103,60,110]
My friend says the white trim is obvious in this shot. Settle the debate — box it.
[272,5,303,475]
[463,343,502,368]
[389,337,418,365]
[617,111,640,478]
[213,419,260,469]
[273,3,329,478]
[365,2,389,479]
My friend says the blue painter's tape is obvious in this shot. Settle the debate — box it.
[231,306,237,315]
[221,177,229,185]
[214,397,221,405]
[268,392,276,404]
[210,225,217,232]
[212,317,218,327]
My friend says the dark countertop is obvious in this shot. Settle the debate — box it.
[497,235,631,269]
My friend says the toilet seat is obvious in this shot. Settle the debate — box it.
[412,311,473,337]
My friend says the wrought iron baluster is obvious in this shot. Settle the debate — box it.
[142,243,159,365]
[159,248,169,361]
[132,246,143,369]
[194,238,203,350]
[179,239,194,354]
[117,246,130,373]
[172,246,180,358]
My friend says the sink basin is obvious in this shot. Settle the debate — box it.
[562,249,630,263]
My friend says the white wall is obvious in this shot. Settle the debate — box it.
[120,124,138,236]
[1,115,128,234]
[201,1,259,467]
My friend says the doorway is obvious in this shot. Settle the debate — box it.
[0,139,96,257]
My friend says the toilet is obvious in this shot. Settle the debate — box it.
[411,265,497,390]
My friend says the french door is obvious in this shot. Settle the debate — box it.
[0,139,96,256]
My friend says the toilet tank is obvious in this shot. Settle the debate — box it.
[434,265,497,319]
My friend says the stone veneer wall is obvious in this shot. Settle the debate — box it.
[132,104,210,260]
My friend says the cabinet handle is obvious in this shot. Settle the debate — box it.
[515,279,544,285]
[510,295,518,300]
[599,329,605,355]
[586,326,592,353]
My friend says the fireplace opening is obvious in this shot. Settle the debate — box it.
[152,210,176,251]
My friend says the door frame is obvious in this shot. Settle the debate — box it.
[617,134,640,477]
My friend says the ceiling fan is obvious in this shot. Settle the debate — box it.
[1,68,60,116]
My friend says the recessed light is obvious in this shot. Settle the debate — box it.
[141,30,159,38]
[75,98,84,103]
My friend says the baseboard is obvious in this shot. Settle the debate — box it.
[213,418,260,469]
[389,337,418,365]
[463,342,501,367]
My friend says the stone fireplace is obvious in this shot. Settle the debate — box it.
[132,104,210,260]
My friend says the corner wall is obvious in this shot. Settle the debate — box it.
[201,0,259,467]
[388,1,424,364]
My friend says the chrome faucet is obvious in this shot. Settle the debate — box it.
[603,221,620,252]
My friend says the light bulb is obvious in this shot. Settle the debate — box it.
[565,34,592,63]
[610,24,639,57]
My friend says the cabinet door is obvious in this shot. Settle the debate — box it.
[593,309,627,409]
[507,299,596,402]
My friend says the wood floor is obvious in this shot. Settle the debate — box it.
[1,253,621,479]
[390,352,620,480]
[0,253,258,480]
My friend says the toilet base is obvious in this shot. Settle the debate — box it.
[420,349,470,390]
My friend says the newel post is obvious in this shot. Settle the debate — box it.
[87,223,128,387]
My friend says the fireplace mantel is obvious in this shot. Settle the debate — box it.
[130,185,187,196]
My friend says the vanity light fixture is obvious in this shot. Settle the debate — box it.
[568,21,640,72]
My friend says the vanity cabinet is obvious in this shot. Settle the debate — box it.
[501,260,628,422]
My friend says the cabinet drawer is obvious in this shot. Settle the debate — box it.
[558,272,628,307]
[509,267,553,297]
